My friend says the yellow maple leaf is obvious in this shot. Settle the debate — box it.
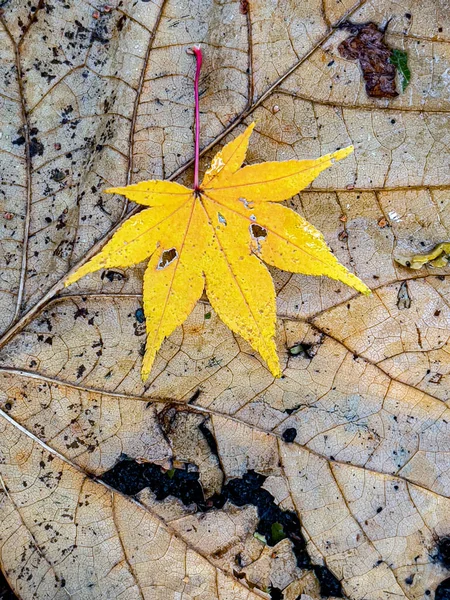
[65,47,370,380]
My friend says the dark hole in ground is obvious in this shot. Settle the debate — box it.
[284,405,303,415]
[0,572,16,600]
[269,587,283,599]
[101,458,204,506]
[436,537,450,569]
[188,389,202,404]
[313,565,343,597]
[288,343,315,359]
[198,422,219,456]
[436,578,450,600]
[101,461,342,597]
[101,269,125,282]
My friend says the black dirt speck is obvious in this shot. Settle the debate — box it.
[29,137,44,158]
[282,428,297,443]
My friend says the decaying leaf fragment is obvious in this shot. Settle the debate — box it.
[338,22,399,98]
[65,48,369,380]
[395,242,450,270]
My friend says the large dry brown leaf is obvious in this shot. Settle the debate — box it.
[1,0,450,598]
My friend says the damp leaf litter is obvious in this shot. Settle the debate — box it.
[1,2,450,599]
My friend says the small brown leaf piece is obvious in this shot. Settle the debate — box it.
[240,0,249,15]
[338,22,398,99]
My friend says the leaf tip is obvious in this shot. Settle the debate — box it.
[104,186,132,196]
[355,280,372,296]
[332,145,354,163]
[268,358,282,379]
[141,347,156,382]
[242,121,256,139]
[64,273,78,288]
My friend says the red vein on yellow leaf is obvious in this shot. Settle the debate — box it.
[147,198,197,351]
[107,184,191,197]
[202,191,338,270]
[198,197,278,370]
[207,151,352,194]
[103,201,189,255]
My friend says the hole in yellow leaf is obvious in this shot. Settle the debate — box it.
[210,155,225,175]
[217,213,227,226]
[157,248,178,269]
[250,223,268,254]
[250,223,267,240]
[239,197,253,209]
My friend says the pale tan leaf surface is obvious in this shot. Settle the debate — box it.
[0,416,263,600]
[2,0,450,598]
[1,359,450,599]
